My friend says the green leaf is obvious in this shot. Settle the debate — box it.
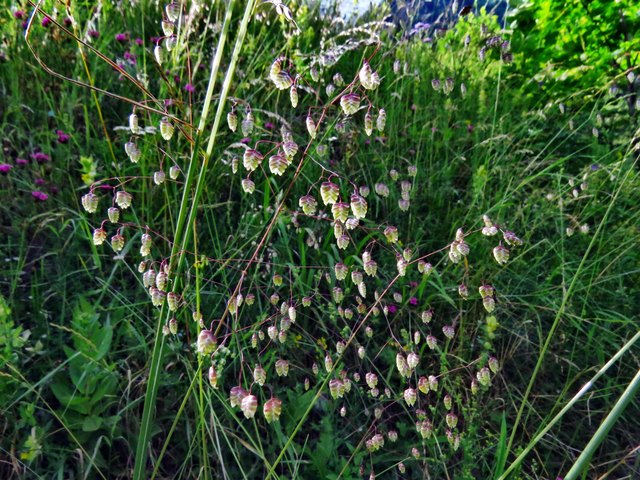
[82,415,103,432]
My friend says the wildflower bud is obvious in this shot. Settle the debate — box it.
[82,192,99,213]
[282,139,298,160]
[365,326,373,337]
[320,181,339,205]
[241,394,258,419]
[483,296,496,312]
[503,230,523,246]
[140,233,152,256]
[350,194,368,219]
[418,376,429,394]
[397,256,408,276]
[125,141,141,163]
[115,191,132,209]
[331,202,349,223]
[336,234,349,250]
[272,70,294,90]
[93,228,107,245]
[167,317,177,335]
[383,226,398,244]
[417,419,433,439]
[238,178,254,194]
[275,359,289,377]
[341,217,357,232]
[154,45,165,64]
[370,110,385,136]
[396,353,409,377]
[444,393,453,410]
[493,244,509,265]
[156,117,174,142]
[267,325,278,340]
[340,93,360,115]
[449,243,462,263]
[138,261,147,274]
[426,335,438,350]
[407,352,420,369]
[428,375,438,391]
[354,281,365,298]
[329,379,343,399]
[334,262,348,281]
[208,366,218,388]
[155,270,167,291]
[366,434,384,452]
[230,386,247,408]
[305,114,317,139]
[251,364,266,386]
[422,310,433,323]
[165,2,180,22]
[443,325,455,339]
[458,284,469,299]
[359,62,372,86]
[153,170,166,186]
[129,113,140,135]
[143,269,156,288]
[477,367,491,387]
[151,288,165,307]
[193,311,203,326]
[326,84,335,97]
[364,111,373,136]
[302,296,311,307]
[446,412,458,429]
[488,356,499,373]
[271,273,283,287]
[404,387,417,406]
[105,207,119,224]
[162,325,171,336]
[267,154,287,176]
[241,111,254,137]
[444,77,454,94]
[471,378,479,395]
[263,397,282,423]
[461,82,467,96]
[456,241,470,257]
[111,233,125,252]
[309,65,320,81]
[296,194,317,215]
[289,85,298,108]
[167,292,178,311]
[365,372,378,389]
[164,35,177,51]
[374,182,389,197]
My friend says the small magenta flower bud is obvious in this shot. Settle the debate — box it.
[404,387,417,406]
[165,2,180,22]
[253,364,266,386]
[159,117,174,141]
[111,233,125,252]
[197,330,217,355]
[82,192,99,213]
[154,170,166,185]
[208,366,218,388]
[493,244,510,265]
[125,141,141,163]
[331,202,349,223]
[340,93,360,115]
[93,228,107,245]
[320,181,339,205]
[230,386,247,408]
[263,397,282,423]
[167,292,178,311]
[241,394,258,419]
[115,191,132,209]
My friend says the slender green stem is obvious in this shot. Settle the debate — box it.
[498,330,640,479]
[563,368,640,480]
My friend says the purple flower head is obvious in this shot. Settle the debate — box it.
[264,121,275,130]
[34,178,46,186]
[14,10,26,20]
[124,51,137,65]
[150,36,160,44]
[0,163,13,174]
[135,37,143,46]
[431,127,438,133]
[184,83,195,93]
[164,99,174,107]
[115,32,129,43]
[409,281,418,288]
[467,124,475,133]
[591,163,600,171]
[16,158,28,166]
[31,152,51,163]
[56,130,70,143]
[64,17,72,27]
[41,16,52,28]
[409,297,418,306]
[387,304,398,314]
[32,191,49,201]
[88,29,100,39]
[240,137,251,144]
